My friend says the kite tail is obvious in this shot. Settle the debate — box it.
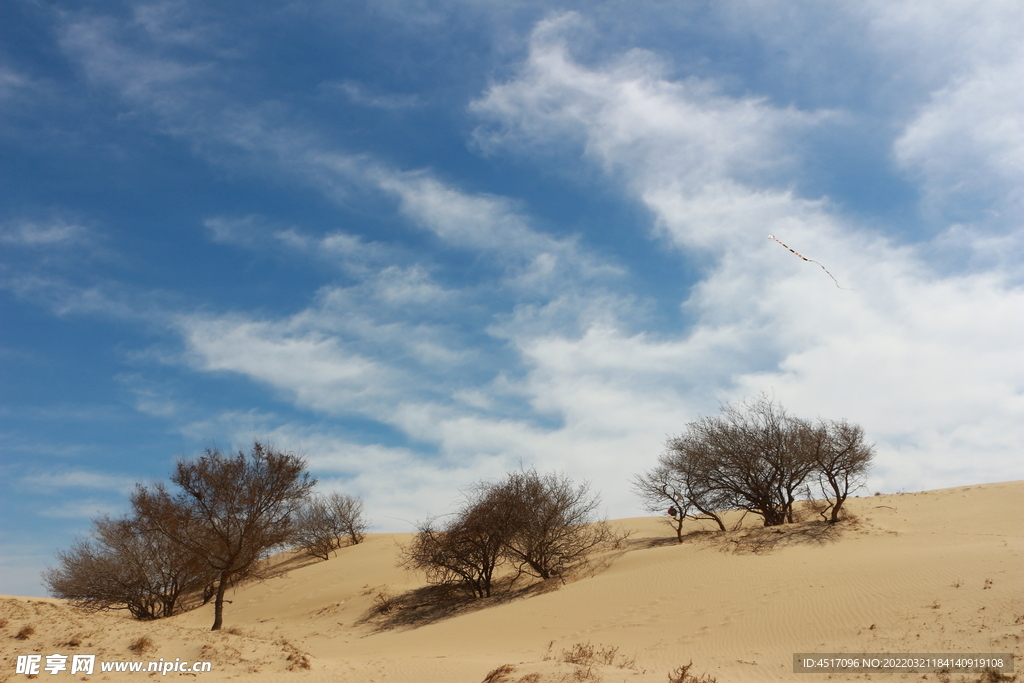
[768,234,853,290]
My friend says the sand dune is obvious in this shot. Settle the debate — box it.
[4,481,1022,682]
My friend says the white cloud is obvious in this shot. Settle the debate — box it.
[894,52,1024,221]
[43,4,1023,521]
[466,12,1024,496]
[0,220,89,246]
[178,314,403,416]
[321,79,422,109]
[22,469,137,495]
[59,15,209,117]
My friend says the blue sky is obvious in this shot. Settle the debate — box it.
[2,0,1021,597]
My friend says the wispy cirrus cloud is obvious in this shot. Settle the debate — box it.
[20,2,1022,531]
[22,469,138,495]
[0,220,89,246]
[321,79,423,109]
[469,12,1024,491]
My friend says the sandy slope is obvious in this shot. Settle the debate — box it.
[3,481,1021,682]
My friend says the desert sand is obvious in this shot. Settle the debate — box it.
[3,481,1022,682]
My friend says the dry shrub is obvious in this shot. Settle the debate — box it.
[128,635,155,654]
[558,642,636,671]
[373,586,397,614]
[572,664,599,681]
[481,664,516,683]
[0,618,8,629]
[225,626,244,635]
[286,651,311,670]
[562,642,596,665]
[277,637,312,671]
[15,624,35,640]
[667,661,717,683]
[66,633,86,647]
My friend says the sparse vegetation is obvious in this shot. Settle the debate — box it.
[43,513,214,620]
[128,635,155,654]
[43,440,320,629]
[277,637,312,671]
[481,664,517,683]
[401,468,625,599]
[372,586,397,614]
[131,441,316,630]
[542,641,638,673]
[293,492,369,560]
[636,395,874,532]
[14,624,35,640]
[666,661,717,683]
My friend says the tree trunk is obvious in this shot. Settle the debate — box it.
[211,570,229,631]
[829,494,847,523]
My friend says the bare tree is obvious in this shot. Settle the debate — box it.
[807,419,875,523]
[401,489,515,598]
[132,442,315,630]
[402,469,621,596]
[43,514,212,620]
[644,396,872,532]
[488,468,621,579]
[633,463,694,543]
[294,492,369,560]
[666,396,817,527]
[328,492,368,545]
[633,446,733,541]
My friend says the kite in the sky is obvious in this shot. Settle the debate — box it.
[768,234,851,289]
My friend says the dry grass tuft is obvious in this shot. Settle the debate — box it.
[667,661,717,683]
[481,663,516,682]
[286,650,311,670]
[553,641,637,671]
[277,637,312,671]
[373,586,397,614]
[15,624,35,640]
[128,635,155,654]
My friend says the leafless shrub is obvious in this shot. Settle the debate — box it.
[481,664,516,683]
[293,492,369,560]
[128,635,155,653]
[43,513,214,620]
[285,651,311,671]
[15,624,34,640]
[639,395,873,530]
[572,664,599,681]
[401,469,623,599]
[132,441,316,630]
[562,642,596,665]
[277,637,312,670]
[0,618,7,629]
[486,468,626,581]
[633,459,730,540]
[372,587,397,614]
[667,661,717,683]
[400,491,513,599]
[558,642,637,671]
[806,419,874,523]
